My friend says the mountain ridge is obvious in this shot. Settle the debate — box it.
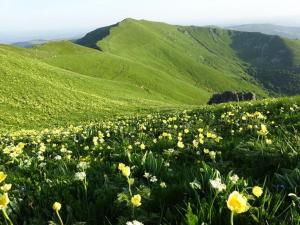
[228,23,300,39]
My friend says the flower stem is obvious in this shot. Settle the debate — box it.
[230,212,234,225]
[127,178,132,196]
[2,210,13,225]
[56,211,64,225]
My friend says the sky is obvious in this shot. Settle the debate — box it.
[1,0,300,43]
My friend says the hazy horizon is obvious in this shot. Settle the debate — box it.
[1,0,300,43]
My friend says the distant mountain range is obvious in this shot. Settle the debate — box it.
[228,24,300,39]
[12,39,49,48]
[1,19,300,128]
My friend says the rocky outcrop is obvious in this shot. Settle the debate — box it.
[208,91,256,105]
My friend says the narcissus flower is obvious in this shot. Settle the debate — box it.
[227,191,250,214]
[252,186,263,198]
[210,178,226,192]
[0,193,9,210]
[131,194,142,207]
[74,172,86,181]
[52,202,61,211]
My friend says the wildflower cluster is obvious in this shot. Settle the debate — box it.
[0,98,298,224]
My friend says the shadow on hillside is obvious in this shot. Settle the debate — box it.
[229,31,300,95]
[230,31,294,68]
[75,24,118,50]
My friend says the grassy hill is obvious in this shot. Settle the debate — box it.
[0,45,185,130]
[2,18,300,129]
[79,19,300,95]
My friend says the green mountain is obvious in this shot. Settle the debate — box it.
[1,18,300,129]
[228,24,300,39]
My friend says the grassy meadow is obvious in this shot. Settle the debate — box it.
[0,96,299,224]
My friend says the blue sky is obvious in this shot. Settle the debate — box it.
[1,0,300,43]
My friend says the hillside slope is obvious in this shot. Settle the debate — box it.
[177,26,300,95]
[78,19,300,95]
[2,19,300,129]
[0,45,187,129]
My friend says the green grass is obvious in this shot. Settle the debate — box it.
[0,46,189,130]
[2,18,300,130]
[0,96,299,225]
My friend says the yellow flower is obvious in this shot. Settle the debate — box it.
[52,202,61,211]
[118,163,126,171]
[209,151,216,160]
[266,139,272,145]
[177,141,184,149]
[0,172,7,183]
[252,186,263,198]
[131,194,142,207]
[122,166,131,177]
[206,132,212,138]
[0,193,9,210]
[140,143,146,150]
[257,124,268,136]
[203,148,210,154]
[0,184,12,192]
[227,191,250,214]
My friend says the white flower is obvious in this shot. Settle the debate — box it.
[93,137,98,146]
[37,155,45,161]
[150,176,158,183]
[60,146,67,153]
[143,172,151,179]
[77,162,90,170]
[160,182,167,188]
[229,174,239,184]
[126,220,144,225]
[39,162,47,168]
[74,172,86,181]
[209,178,226,192]
[54,155,62,160]
[288,193,298,198]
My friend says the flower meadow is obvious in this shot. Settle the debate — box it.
[0,98,300,225]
